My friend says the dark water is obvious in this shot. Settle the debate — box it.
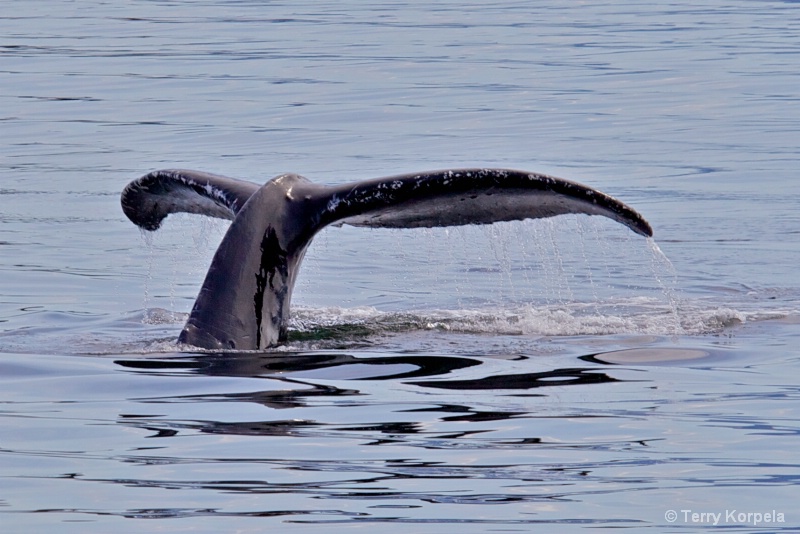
[2,1,800,532]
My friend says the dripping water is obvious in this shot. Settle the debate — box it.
[138,214,229,326]
[575,217,602,317]
[647,237,685,336]
[140,227,157,324]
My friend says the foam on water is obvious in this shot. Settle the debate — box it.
[288,298,776,343]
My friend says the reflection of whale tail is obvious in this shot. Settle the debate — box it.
[122,168,652,350]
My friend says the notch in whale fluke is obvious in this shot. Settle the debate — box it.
[121,168,653,350]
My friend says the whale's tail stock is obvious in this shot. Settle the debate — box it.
[121,168,652,350]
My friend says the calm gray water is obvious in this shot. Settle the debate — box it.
[2,1,800,532]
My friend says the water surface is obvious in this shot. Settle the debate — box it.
[2,1,800,532]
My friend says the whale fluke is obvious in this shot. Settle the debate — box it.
[121,169,259,231]
[121,168,652,350]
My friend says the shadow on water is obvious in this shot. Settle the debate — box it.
[408,367,620,390]
[115,351,623,385]
[113,351,625,440]
[116,351,483,381]
[115,351,624,395]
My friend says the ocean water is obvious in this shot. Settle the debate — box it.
[2,1,800,532]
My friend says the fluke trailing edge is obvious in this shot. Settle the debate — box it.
[121,168,653,350]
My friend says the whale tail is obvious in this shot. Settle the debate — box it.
[121,168,652,350]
